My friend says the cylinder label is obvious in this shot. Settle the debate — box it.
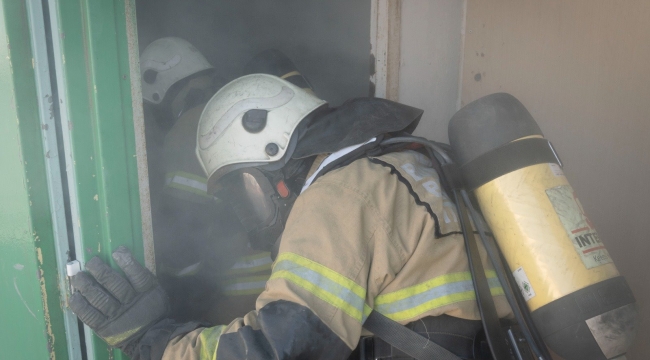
[513,267,536,301]
[546,185,613,269]
[549,163,565,177]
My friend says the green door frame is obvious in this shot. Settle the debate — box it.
[46,0,152,359]
[0,0,150,359]
[0,1,70,358]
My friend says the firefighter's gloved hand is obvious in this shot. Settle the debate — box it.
[69,246,169,357]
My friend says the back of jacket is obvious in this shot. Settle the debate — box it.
[161,149,512,359]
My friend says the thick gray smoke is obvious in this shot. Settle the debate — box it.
[136,0,371,106]
[135,0,372,323]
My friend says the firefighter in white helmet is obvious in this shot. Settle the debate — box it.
[69,73,513,359]
[141,37,318,324]
[139,37,241,323]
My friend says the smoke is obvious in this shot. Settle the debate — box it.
[136,0,371,106]
[135,0,372,323]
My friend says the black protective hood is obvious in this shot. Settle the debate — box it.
[292,98,423,159]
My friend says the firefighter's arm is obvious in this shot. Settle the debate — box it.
[162,161,421,359]
[67,244,350,360]
[68,158,421,359]
[162,300,351,359]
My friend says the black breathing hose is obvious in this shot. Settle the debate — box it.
[460,190,551,360]
[380,136,551,360]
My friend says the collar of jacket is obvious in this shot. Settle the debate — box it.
[292,98,423,159]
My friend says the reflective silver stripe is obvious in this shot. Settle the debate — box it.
[373,271,504,322]
[166,174,208,193]
[224,280,268,292]
[271,253,367,321]
[223,274,270,296]
[229,254,272,271]
[176,262,202,277]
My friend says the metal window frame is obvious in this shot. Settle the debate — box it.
[24,0,83,358]
[0,1,71,359]
[370,0,401,101]
[43,0,151,358]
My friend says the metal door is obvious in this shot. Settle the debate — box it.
[0,0,151,359]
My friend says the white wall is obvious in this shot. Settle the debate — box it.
[398,1,650,357]
[461,1,650,357]
[398,0,465,143]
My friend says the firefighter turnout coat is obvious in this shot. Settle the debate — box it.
[160,149,513,359]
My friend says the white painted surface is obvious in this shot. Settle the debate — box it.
[462,1,650,357]
[126,0,156,273]
[398,0,465,142]
[370,0,401,101]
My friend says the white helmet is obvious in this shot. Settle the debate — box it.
[196,74,327,189]
[140,37,213,104]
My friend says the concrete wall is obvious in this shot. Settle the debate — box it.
[398,0,465,142]
[461,1,650,357]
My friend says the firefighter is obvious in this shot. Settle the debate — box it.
[140,37,317,324]
[139,36,236,323]
[69,74,512,359]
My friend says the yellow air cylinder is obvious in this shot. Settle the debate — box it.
[448,93,637,360]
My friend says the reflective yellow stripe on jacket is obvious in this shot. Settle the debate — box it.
[197,325,226,360]
[226,252,273,275]
[271,252,368,322]
[222,252,273,297]
[271,253,505,324]
[374,271,504,322]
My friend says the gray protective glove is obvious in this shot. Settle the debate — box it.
[69,246,170,357]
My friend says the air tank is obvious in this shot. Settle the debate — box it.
[448,93,637,360]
